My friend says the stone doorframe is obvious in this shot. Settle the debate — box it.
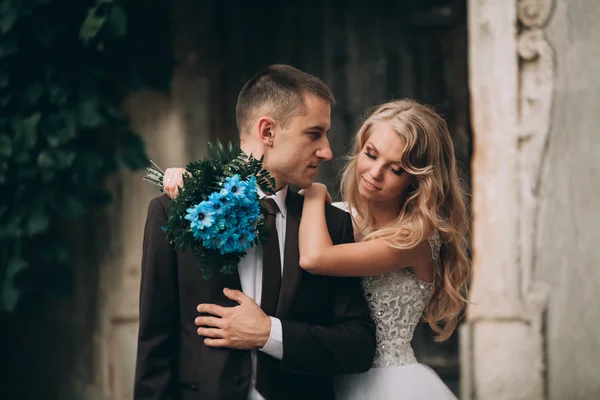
[461,0,556,399]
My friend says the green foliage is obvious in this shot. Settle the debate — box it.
[0,0,173,312]
[145,141,275,279]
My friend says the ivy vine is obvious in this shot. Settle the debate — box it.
[0,0,172,312]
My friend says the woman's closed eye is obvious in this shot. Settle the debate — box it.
[391,167,405,176]
[365,151,404,175]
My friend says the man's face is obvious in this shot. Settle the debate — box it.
[264,94,333,189]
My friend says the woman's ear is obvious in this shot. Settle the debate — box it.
[257,116,276,147]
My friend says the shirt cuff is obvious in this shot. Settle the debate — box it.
[259,317,283,360]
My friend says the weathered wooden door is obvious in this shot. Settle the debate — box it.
[197,0,470,392]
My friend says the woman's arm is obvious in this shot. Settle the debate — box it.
[299,184,430,277]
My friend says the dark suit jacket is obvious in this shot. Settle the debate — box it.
[134,190,376,400]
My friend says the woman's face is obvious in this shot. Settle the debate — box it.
[355,121,415,207]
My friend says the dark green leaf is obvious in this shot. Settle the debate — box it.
[27,209,49,236]
[37,150,54,168]
[55,149,75,168]
[107,5,127,37]
[0,134,11,157]
[0,71,8,88]
[43,242,70,264]
[1,258,28,312]
[48,84,69,106]
[0,4,18,34]
[45,111,77,146]
[39,168,54,183]
[63,195,86,217]
[78,98,104,128]
[22,82,44,107]
[12,113,41,149]
[0,215,22,239]
[79,11,105,44]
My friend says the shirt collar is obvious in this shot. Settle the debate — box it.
[258,185,288,218]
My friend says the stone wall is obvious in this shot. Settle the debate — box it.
[536,1,600,399]
[463,0,600,399]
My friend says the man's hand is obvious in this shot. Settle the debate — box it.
[163,168,189,199]
[195,288,272,349]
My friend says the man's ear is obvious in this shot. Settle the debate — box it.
[257,116,276,147]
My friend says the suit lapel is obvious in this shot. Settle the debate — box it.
[276,191,303,317]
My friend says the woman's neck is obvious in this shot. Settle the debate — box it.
[365,198,404,228]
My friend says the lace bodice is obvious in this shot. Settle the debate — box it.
[332,202,440,368]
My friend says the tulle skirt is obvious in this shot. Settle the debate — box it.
[334,363,457,400]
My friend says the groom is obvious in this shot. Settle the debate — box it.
[134,65,376,399]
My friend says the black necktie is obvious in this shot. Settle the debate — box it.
[255,197,281,398]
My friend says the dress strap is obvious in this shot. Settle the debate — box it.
[427,231,441,262]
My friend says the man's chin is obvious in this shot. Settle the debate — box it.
[292,178,313,190]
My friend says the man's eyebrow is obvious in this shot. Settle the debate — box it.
[305,125,328,131]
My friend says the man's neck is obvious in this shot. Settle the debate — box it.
[239,140,284,192]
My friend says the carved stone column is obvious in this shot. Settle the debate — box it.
[461,0,555,399]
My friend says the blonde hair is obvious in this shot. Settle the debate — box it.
[340,99,471,341]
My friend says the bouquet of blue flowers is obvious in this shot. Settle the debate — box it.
[143,141,275,278]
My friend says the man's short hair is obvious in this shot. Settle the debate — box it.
[236,64,335,135]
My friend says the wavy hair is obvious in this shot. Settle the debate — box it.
[340,99,471,341]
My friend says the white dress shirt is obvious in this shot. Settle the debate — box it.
[238,186,287,400]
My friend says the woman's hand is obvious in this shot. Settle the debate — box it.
[163,168,189,199]
[302,183,332,204]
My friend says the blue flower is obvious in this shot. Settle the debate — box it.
[221,232,241,254]
[237,230,256,250]
[186,174,267,255]
[185,201,215,231]
[224,175,246,199]
[219,188,235,210]
[207,192,226,214]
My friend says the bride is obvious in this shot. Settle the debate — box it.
[298,99,470,399]
[162,99,470,399]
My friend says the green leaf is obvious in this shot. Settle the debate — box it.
[0,215,22,239]
[0,71,8,88]
[1,258,28,312]
[12,113,41,149]
[22,82,44,107]
[45,111,77,147]
[63,195,86,218]
[79,10,106,44]
[43,242,70,264]
[27,209,49,236]
[55,149,75,168]
[0,4,17,34]
[37,150,54,168]
[107,5,127,37]
[0,134,11,157]
[78,98,104,128]
[48,84,69,106]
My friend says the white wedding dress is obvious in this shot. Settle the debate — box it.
[332,202,457,400]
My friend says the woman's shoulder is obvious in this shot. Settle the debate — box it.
[331,201,349,212]
[331,201,359,218]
